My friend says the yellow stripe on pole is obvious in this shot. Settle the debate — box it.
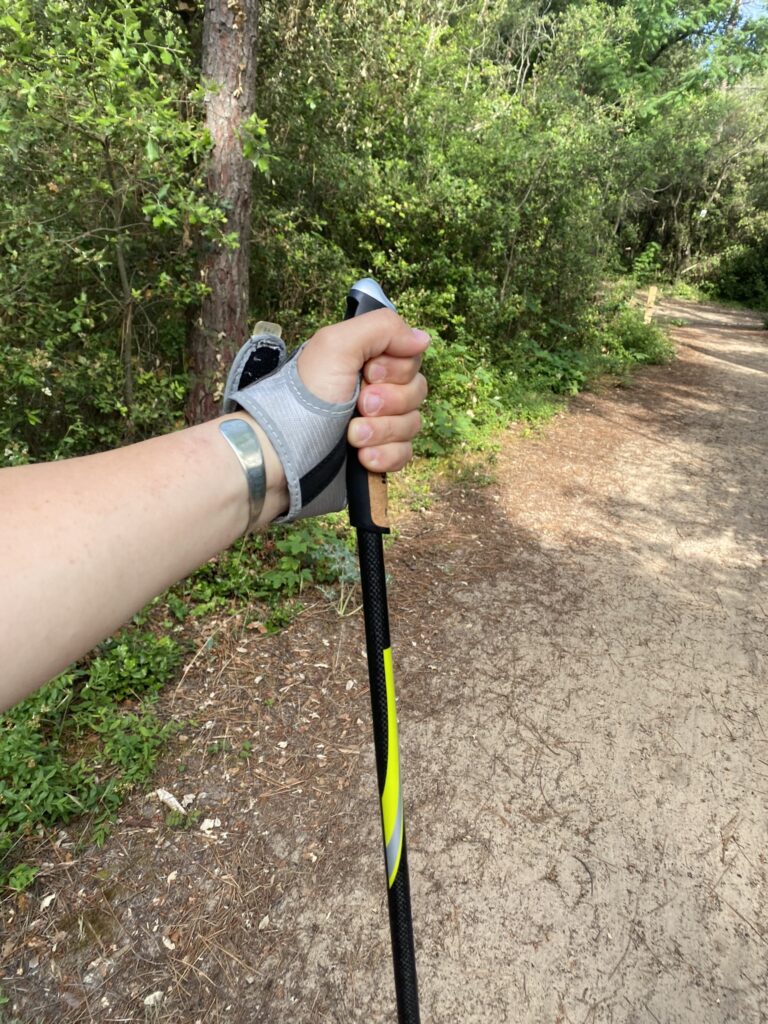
[381,647,403,887]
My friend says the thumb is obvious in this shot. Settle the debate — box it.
[298,309,429,403]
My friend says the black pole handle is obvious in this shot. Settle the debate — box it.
[344,278,397,533]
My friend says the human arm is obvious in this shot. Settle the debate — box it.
[0,311,428,710]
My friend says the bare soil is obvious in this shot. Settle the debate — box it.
[2,298,767,1023]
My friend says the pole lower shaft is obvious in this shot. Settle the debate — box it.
[357,530,420,1023]
[386,838,420,1022]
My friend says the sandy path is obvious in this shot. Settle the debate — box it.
[419,300,767,1023]
[283,299,768,1023]
[2,299,766,1023]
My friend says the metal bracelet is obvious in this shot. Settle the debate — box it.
[219,417,267,534]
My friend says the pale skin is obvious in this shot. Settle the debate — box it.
[0,309,428,712]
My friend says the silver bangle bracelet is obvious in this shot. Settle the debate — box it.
[219,417,267,534]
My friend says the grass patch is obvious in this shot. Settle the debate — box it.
[0,630,181,887]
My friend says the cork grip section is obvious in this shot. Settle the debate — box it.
[368,471,390,530]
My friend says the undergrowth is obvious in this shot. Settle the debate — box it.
[0,632,181,889]
[417,288,673,460]
[0,521,354,888]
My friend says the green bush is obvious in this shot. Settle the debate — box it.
[174,520,354,619]
[712,239,768,309]
[633,243,664,285]
[518,340,589,396]
[416,332,508,455]
[669,279,714,303]
[0,632,180,886]
[600,307,675,367]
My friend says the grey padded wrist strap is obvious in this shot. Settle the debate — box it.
[223,338,359,523]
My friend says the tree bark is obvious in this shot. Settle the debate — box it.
[186,0,259,424]
[103,137,136,440]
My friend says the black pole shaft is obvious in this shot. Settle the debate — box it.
[356,531,420,1022]
[344,279,420,1022]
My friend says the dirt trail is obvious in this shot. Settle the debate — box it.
[2,299,767,1023]
[393,299,768,1024]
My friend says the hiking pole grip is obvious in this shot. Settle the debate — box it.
[344,279,421,1024]
[344,278,396,533]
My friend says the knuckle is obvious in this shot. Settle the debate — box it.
[370,307,400,333]
[397,442,414,469]
[310,325,334,348]
[380,308,404,329]
[386,418,403,444]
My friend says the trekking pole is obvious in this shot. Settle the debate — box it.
[344,279,421,1023]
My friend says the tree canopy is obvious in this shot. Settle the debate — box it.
[1,0,766,464]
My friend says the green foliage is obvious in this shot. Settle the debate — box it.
[247,0,767,446]
[711,233,768,309]
[668,280,714,303]
[3,0,767,463]
[5,862,39,893]
[633,243,663,285]
[173,519,353,623]
[599,306,675,368]
[416,332,508,455]
[165,807,201,829]
[0,629,180,886]
[520,342,589,397]
[0,0,220,461]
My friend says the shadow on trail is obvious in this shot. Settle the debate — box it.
[681,340,768,376]
[571,328,768,562]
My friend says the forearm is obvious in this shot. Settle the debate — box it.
[0,414,287,710]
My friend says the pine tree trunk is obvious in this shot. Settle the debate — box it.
[186,0,259,424]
